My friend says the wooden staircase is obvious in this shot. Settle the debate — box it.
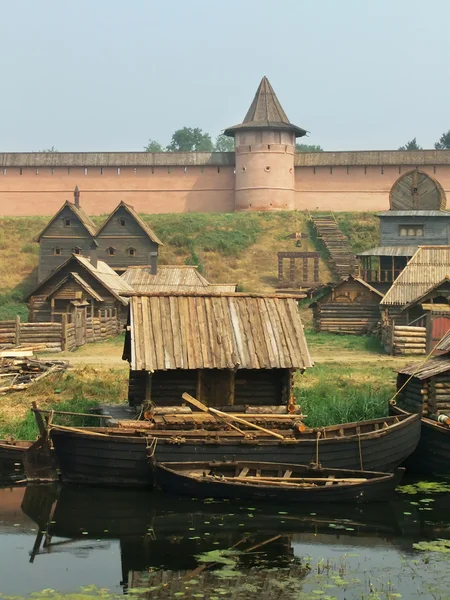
[309,212,357,278]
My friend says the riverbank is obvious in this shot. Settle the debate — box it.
[0,330,407,438]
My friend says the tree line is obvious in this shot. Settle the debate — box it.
[144,127,324,153]
[399,130,450,151]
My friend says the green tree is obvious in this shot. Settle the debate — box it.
[144,139,164,152]
[41,146,59,152]
[214,134,234,152]
[296,143,323,152]
[167,127,214,152]
[398,138,422,151]
[435,130,450,150]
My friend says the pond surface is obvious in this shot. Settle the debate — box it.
[0,479,449,599]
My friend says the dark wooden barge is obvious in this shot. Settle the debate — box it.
[47,412,420,487]
[154,460,404,503]
[0,440,31,479]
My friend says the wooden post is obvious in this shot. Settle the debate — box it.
[145,373,152,402]
[50,298,55,323]
[289,258,295,284]
[391,318,395,356]
[15,315,20,347]
[391,256,395,283]
[426,312,433,354]
[61,314,68,351]
[314,256,319,282]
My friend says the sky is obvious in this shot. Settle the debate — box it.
[0,0,449,152]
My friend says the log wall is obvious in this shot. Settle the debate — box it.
[312,303,380,335]
[399,372,450,417]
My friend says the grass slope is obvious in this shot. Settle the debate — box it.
[0,211,380,319]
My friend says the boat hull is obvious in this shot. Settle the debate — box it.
[0,441,31,480]
[155,461,403,504]
[50,413,420,487]
[390,404,450,476]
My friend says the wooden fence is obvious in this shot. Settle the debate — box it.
[0,311,121,353]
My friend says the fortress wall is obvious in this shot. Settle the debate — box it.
[0,165,236,215]
[294,164,450,211]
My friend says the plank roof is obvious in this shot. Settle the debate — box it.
[381,246,450,306]
[435,329,450,352]
[398,356,450,379]
[34,201,97,241]
[126,293,313,372]
[224,76,307,138]
[121,265,236,294]
[95,201,163,245]
[357,246,418,257]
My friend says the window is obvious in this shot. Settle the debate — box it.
[64,218,71,227]
[127,247,136,257]
[54,247,61,256]
[107,247,116,256]
[119,218,126,227]
[73,247,82,255]
[399,225,424,237]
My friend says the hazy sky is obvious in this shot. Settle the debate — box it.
[0,0,449,152]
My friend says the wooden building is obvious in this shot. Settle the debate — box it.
[27,251,133,325]
[122,292,313,408]
[35,187,97,282]
[380,246,450,354]
[310,275,383,335]
[358,170,450,292]
[121,265,236,294]
[95,201,163,273]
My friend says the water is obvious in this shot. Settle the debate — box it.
[0,480,449,599]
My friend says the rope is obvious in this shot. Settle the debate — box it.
[146,436,158,457]
[314,431,322,468]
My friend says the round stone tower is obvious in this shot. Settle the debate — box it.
[224,76,307,211]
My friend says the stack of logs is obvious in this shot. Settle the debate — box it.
[0,355,69,393]
[392,325,426,355]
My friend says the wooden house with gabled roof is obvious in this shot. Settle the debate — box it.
[27,249,133,325]
[95,201,163,273]
[35,186,97,282]
[122,292,313,408]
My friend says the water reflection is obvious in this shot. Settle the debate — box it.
[0,482,448,598]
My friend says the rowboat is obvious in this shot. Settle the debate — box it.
[389,402,450,476]
[45,412,420,487]
[154,460,404,503]
[0,440,32,479]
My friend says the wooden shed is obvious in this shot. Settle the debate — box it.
[27,252,133,325]
[380,246,450,354]
[396,353,450,417]
[95,201,163,273]
[310,275,383,335]
[122,292,313,408]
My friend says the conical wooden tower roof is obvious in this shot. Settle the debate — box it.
[224,76,307,138]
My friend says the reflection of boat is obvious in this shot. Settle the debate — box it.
[0,440,31,479]
[390,403,450,475]
[46,412,420,487]
[155,460,404,503]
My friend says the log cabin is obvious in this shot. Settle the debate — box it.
[27,248,133,325]
[122,292,313,409]
[310,275,383,335]
[380,246,450,354]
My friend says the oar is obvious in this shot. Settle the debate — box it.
[181,393,285,440]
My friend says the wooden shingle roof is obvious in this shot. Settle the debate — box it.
[121,265,236,294]
[381,246,450,306]
[224,76,307,138]
[125,293,313,372]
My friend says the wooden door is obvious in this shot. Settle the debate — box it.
[198,370,235,406]
[74,307,87,347]
[429,314,450,354]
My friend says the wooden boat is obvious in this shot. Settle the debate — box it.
[46,412,420,487]
[0,440,32,479]
[154,460,404,503]
[390,402,450,476]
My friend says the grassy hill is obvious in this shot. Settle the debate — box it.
[0,211,379,320]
